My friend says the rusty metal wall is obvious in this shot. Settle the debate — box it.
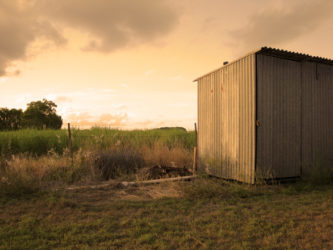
[197,54,256,184]
[256,54,302,178]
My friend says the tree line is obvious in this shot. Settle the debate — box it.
[0,99,62,130]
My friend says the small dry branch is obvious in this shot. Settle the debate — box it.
[63,175,197,191]
[122,175,197,187]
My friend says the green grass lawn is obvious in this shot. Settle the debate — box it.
[1,178,332,249]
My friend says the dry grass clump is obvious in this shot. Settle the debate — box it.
[141,142,193,169]
[92,142,193,181]
[0,150,96,197]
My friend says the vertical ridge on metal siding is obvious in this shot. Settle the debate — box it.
[250,55,256,182]
[301,62,315,174]
[239,59,245,181]
[238,54,256,184]
[215,70,221,177]
[327,65,333,166]
[234,62,240,181]
[212,72,218,175]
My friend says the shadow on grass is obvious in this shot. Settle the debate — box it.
[183,172,333,201]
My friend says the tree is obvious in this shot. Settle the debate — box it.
[0,108,23,130]
[22,99,63,129]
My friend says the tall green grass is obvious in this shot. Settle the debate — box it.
[0,128,195,197]
[0,128,196,157]
[0,129,68,156]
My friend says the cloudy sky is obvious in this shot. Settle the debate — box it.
[0,0,332,129]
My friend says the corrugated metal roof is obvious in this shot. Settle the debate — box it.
[259,47,333,65]
[194,47,333,81]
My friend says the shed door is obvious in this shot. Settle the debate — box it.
[256,55,301,178]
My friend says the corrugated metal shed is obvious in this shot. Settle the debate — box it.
[195,47,333,183]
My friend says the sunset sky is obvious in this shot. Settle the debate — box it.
[1,0,332,129]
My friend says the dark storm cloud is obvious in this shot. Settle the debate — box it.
[0,1,65,76]
[0,0,179,75]
[230,0,333,48]
[35,0,180,52]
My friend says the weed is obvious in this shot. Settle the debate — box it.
[303,159,333,185]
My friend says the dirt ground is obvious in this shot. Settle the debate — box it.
[62,164,192,203]
[64,180,185,204]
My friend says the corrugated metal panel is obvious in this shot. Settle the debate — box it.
[197,54,256,183]
[256,54,301,178]
[301,62,333,174]
[257,55,333,178]
[315,64,333,166]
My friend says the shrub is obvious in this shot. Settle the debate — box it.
[94,149,145,180]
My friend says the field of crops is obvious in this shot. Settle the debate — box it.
[0,128,195,157]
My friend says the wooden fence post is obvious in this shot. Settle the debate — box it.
[194,122,197,145]
[68,123,73,166]
[193,147,197,175]
[193,122,198,175]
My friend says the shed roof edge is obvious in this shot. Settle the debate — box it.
[193,47,333,82]
[193,48,260,82]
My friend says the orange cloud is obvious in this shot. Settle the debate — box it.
[55,96,72,103]
[65,112,128,128]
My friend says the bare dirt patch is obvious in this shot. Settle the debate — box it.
[64,181,185,204]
